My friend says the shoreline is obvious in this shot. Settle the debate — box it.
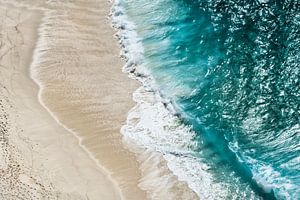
[28,0,147,199]
[0,0,198,199]
[111,1,200,199]
[0,2,123,199]
[0,1,121,199]
[0,0,128,199]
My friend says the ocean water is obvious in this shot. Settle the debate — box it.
[112,0,300,199]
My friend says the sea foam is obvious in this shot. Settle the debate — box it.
[110,1,229,199]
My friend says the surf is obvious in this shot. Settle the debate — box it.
[112,0,300,199]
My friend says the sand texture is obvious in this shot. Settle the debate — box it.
[0,0,197,199]
[0,1,122,199]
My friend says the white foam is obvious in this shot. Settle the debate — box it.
[112,2,300,200]
[252,164,298,200]
[111,1,228,199]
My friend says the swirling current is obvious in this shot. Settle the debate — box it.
[114,0,300,199]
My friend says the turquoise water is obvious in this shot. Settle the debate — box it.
[114,0,300,199]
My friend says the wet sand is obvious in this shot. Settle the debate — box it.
[0,0,123,199]
[30,0,147,199]
[0,0,197,199]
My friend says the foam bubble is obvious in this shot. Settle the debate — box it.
[111,1,229,199]
[252,164,298,200]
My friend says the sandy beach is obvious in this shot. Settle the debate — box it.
[0,0,294,199]
[0,0,123,199]
[0,0,197,199]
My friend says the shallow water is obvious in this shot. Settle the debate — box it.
[113,0,300,199]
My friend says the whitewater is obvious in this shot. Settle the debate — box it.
[112,0,300,199]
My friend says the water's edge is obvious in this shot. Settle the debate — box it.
[110,1,226,199]
[28,5,134,200]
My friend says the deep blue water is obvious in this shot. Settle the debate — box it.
[117,0,300,199]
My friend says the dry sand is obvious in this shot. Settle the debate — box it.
[0,0,197,199]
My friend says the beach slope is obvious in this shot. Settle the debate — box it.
[0,0,137,199]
